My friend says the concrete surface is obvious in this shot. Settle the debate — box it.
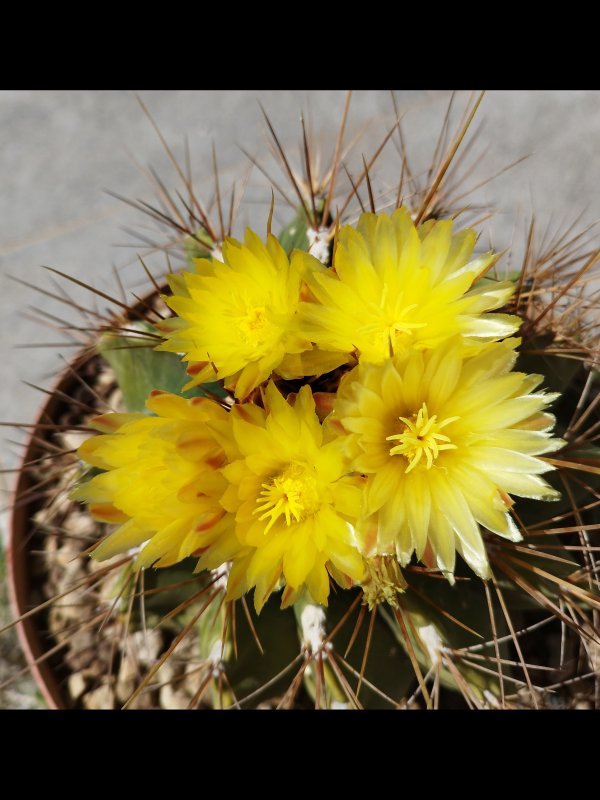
[1,88,600,500]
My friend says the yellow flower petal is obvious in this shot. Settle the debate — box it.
[220,382,364,609]
[158,227,322,398]
[74,393,237,571]
[298,208,520,365]
[332,337,562,581]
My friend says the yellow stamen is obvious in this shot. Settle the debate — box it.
[360,299,428,358]
[254,463,321,532]
[238,304,274,347]
[387,403,459,473]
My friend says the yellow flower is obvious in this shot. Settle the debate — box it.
[73,391,240,569]
[296,209,519,364]
[330,338,563,579]
[157,228,348,400]
[217,382,365,612]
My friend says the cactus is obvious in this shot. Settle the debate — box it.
[6,92,600,710]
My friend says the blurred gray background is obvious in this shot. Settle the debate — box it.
[1,88,600,497]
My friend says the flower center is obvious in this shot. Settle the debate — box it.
[254,463,321,532]
[359,295,428,360]
[386,402,459,473]
[238,304,275,348]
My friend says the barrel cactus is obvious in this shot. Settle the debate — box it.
[8,92,600,709]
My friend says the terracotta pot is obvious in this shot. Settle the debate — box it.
[7,350,93,709]
[7,284,168,709]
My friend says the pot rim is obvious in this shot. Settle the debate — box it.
[6,286,167,709]
[7,349,94,709]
